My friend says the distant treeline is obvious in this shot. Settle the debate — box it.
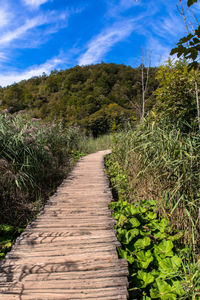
[0,63,158,136]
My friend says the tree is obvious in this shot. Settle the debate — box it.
[171,0,199,70]
[140,50,151,119]
[153,59,197,129]
[171,0,200,129]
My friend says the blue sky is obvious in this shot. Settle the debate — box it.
[0,0,196,86]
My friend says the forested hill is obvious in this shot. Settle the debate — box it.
[0,63,158,136]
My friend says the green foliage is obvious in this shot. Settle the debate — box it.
[70,150,86,161]
[0,224,25,259]
[0,112,84,226]
[0,63,158,136]
[105,155,200,299]
[109,122,200,249]
[187,0,198,6]
[170,0,200,70]
[79,134,113,154]
[153,59,197,130]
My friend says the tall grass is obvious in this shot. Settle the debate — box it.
[0,113,83,226]
[111,121,200,252]
[79,134,112,153]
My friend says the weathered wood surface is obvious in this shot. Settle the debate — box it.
[0,150,128,299]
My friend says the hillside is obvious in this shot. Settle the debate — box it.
[0,63,158,136]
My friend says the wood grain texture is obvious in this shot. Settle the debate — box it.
[0,150,128,299]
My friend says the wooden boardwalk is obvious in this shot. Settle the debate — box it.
[0,150,129,299]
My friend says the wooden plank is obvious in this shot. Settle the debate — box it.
[9,245,117,257]
[0,150,128,299]
[0,287,128,299]
[0,260,128,276]
[0,267,128,283]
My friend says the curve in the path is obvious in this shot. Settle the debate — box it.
[0,150,128,300]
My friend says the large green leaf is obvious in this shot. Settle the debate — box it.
[129,217,140,227]
[124,204,139,216]
[143,211,157,220]
[153,231,166,240]
[117,228,127,243]
[124,228,139,244]
[136,250,154,269]
[172,280,185,296]
[157,256,182,276]
[118,248,135,264]
[150,279,177,299]
[154,239,174,258]
[117,214,127,226]
[139,207,147,214]
[148,218,168,233]
[134,237,151,250]
[137,270,154,288]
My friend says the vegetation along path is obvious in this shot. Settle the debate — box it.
[0,150,128,300]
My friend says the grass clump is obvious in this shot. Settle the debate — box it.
[105,119,200,299]
[111,122,200,250]
[0,113,84,257]
[79,134,112,153]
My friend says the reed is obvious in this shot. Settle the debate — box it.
[111,121,200,251]
[0,113,83,226]
[79,134,113,153]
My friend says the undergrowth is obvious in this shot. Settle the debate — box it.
[79,134,112,153]
[0,112,85,259]
[105,121,200,299]
[110,122,200,250]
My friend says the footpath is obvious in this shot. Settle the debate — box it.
[0,150,128,299]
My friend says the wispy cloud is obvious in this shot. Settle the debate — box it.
[0,56,63,87]
[151,13,185,39]
[106,0,141,18]
[0,10,69,48]
[0,52,7,62]
[0,7,13,28]
[0,16,47,45]
[78,21,134,65]
[22,0,50,9]
[78,0,158,66]
[118,0,141,11]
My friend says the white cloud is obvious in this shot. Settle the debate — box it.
[0,52,7,62]
[78,20,135,65]
[119,0,140,10]
[23,0,50,9]
[151,14,185,39]
[0,8,12,28]
[0,56,62,87]
[0,16,47,45]
[106,0,147,18]
[0,10,69,47]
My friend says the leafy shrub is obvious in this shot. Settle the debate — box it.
[110,199,186,299]
[153,59,197,130]
[105,155,200,299]
[0,225,24,259]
